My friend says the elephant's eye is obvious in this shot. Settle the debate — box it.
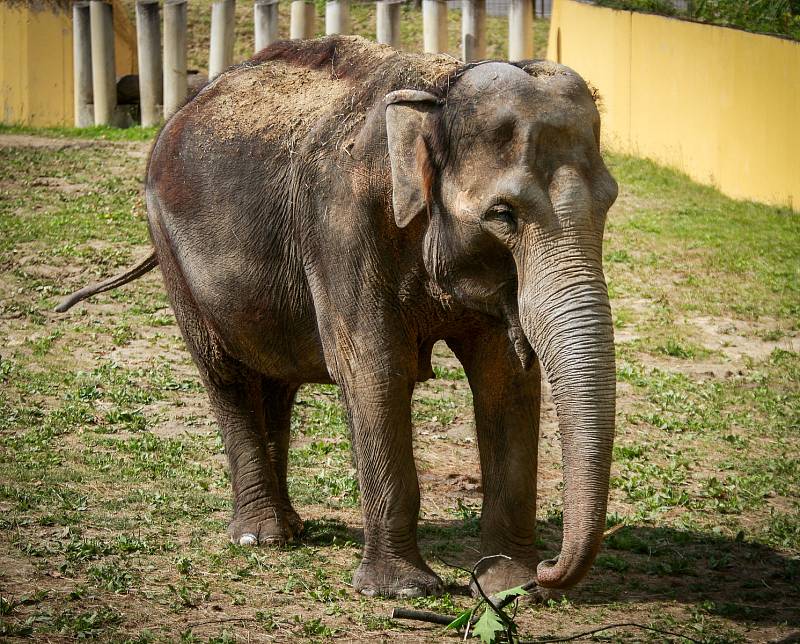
[482,203,518,234]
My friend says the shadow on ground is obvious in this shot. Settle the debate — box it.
[302,516,799,629]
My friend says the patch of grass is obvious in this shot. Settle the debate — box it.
[88,562,137,594]
[605,154,800,319]
[0,123,159,141]
[451,498,481,536]
[413,395,459,426]
[45,606,124,638]
[432,364,466,380]
[0,146,148,265]
[289,468,360,508]
[0,617,35,638]
[293,385,349,438]
[762,510,800,551]
[654,337,712,360]
[594,553,630,572]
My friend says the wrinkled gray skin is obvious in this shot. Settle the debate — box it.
[78,37,618,598]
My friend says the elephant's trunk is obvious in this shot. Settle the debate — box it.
[518,234,616,589]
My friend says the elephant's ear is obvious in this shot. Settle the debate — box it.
[385,90,442,228]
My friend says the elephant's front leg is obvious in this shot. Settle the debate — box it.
[338,355,443,598]
[448,325,541,596]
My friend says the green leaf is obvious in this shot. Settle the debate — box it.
[472,608,507,644]
[445,609,472,631]
[493,585,529,602]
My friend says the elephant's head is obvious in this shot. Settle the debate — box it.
[385,61,618,589]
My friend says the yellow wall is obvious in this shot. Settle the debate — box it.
[547,0,800,211]
[0,0,137,127]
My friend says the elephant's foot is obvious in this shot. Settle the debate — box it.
[471,556,540,598]
[228,506,294,546]
[353,557,443,598]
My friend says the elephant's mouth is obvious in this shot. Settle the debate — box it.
[502,301,535,371]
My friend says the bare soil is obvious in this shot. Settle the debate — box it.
[0,134,797,643]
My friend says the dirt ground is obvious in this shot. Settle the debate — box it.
[0,133,798,643]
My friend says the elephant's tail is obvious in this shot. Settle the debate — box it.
[54,252,159,313]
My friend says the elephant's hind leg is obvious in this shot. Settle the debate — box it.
[262,378,304,538]
[206,371,296,546]
[149,213,294,547]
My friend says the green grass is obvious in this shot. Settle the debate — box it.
[605,154,800,320]
[0,123,159,141]
[0,110,798,640]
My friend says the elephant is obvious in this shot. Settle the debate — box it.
[57,35,618,599]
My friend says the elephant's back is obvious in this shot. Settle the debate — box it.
[189,51,352,146]
[183,35,460,148]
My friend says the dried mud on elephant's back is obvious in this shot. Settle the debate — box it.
[193,36,460,147]
[198,62,354,145]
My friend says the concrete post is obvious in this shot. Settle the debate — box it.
[422,0,447,54]
[461,0,485,61]
[254,0,279,52]
[72,2,93,127]
[508,0,534,61]
[89,0,116,125]
[209,0,236,79]
[136,0,162,126]
[376,0,400,48]
[163,0,188,118]
[290,1,315,39]
[325,0,349,35]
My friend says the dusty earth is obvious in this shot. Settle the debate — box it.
[0,133,798,642]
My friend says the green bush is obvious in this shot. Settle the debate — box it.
[594,0,800,40]
[693,0,800,39]
[594,0,676,15]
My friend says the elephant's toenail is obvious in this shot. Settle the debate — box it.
[239,533,258,546]
[397,587,425,598]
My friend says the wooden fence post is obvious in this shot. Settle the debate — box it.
[136,0,162,126]
[508,0,534,61]
[422,0,447,54]
[376,0,401,48]
[210,0,236,79]
[89,0,116,125]
[163,0,188,118]
[461,0,485,61]
[290,1,315,39]
[254,0,279,51]
[73,1,93,127]
[325,0,350,35]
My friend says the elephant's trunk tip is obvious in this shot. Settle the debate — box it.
[534,529,605,589]
[536,557,556,582]
[536,556,576,588]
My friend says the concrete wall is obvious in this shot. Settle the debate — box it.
[547,0,800,211]
[0,0,137,127]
